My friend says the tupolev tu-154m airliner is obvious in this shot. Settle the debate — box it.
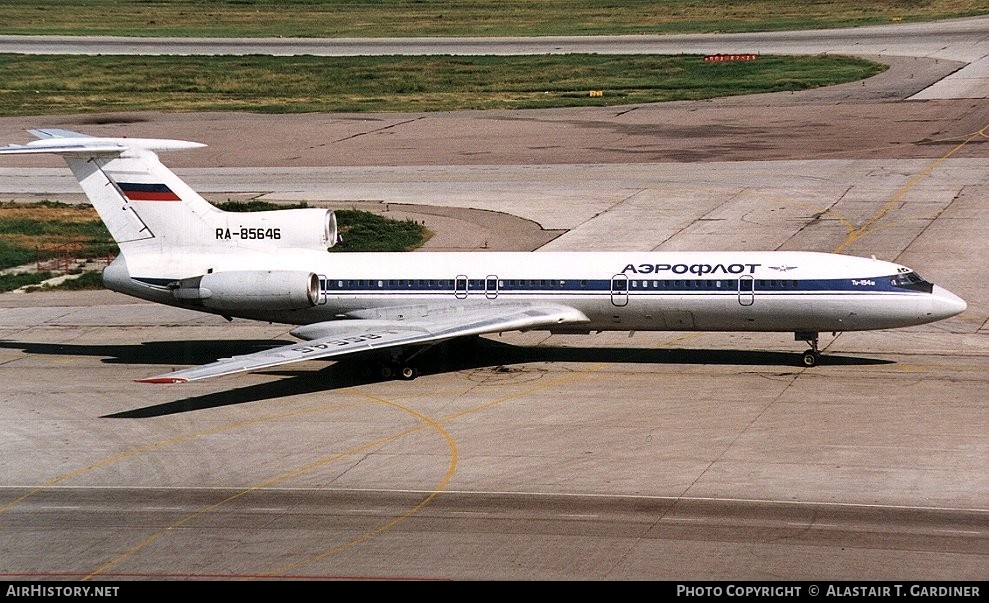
[0,129,967,383]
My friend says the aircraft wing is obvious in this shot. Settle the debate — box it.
[137,303,589,383]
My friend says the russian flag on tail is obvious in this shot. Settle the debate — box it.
[118,182,181,202]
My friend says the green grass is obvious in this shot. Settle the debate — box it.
[0,199,115,291]
[0,53,885,115]
[0,1,983,37]
[0,271,54,293]
[331,209,430,252]
[0,200,114,260]
[215,200,308,212]
[0,270,104,293]
[0,216,112,239]
[0,239,36,268]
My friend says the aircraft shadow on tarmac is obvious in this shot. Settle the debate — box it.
[0,338,297,366]
[0,336,892,418]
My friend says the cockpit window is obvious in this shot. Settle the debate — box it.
[890,271,933,293]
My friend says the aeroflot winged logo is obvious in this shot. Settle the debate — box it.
[116,182,181,202]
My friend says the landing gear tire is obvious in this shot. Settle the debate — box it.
[796,331,822,368]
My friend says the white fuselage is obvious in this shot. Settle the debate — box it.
[106,249,967,334]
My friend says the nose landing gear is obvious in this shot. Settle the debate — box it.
[796,331,821,367]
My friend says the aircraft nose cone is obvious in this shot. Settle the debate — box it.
[931,286,967,320]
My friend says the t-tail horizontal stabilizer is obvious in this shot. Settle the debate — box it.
[0,128,207,155]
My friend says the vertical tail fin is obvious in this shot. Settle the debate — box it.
[0,129,215,255]
[2,129,337,275]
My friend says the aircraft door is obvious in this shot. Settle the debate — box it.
[738,275,754,306]
[455,275,468,299]
[485,275,499,299]
[611,274,629,307]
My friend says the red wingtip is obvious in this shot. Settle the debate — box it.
[136,376,189,384]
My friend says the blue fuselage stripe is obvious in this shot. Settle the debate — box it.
[132,275,928,297]
[316,276,920,295]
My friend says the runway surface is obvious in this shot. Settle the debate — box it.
[0,19,987,581]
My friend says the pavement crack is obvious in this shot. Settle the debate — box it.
[331,118,422,144]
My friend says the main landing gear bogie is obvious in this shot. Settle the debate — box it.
[378,363,419,380]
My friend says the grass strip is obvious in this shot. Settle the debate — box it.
[0,0,982,38]
[0,53,885,115]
